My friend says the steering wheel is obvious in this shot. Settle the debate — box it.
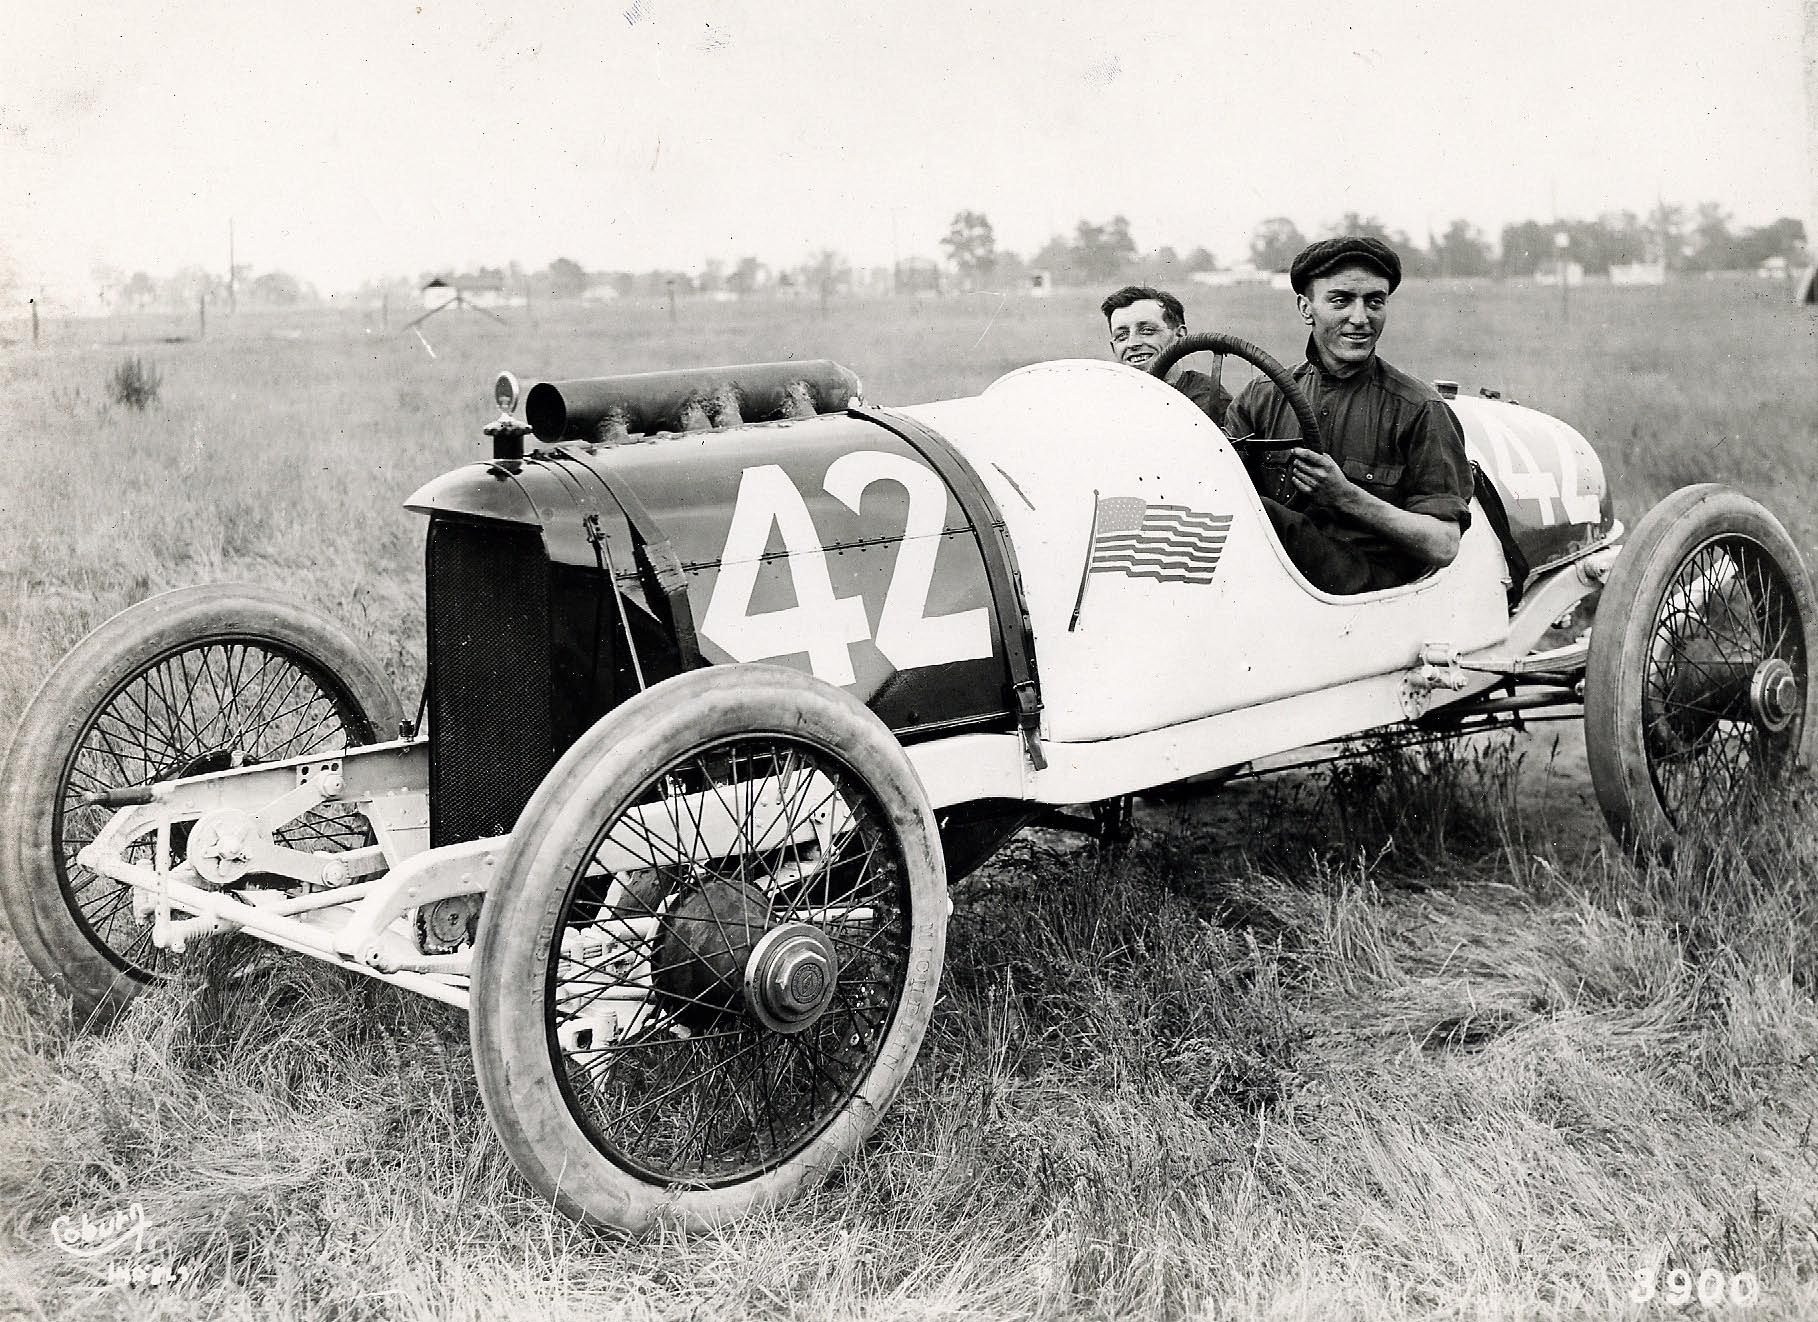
[1148,332,1324,508]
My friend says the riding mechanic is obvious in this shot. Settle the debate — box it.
[1101,284,1233,427]
[1224,238,1473,595]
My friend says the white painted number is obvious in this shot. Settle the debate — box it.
[824,451,992,670]
[699,453,991,685]
[699,465,871,686]
[1476,412,1561,523]
[1474,411,1604,528]
[1545,420,1606,525]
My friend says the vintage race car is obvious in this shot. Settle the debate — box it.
[3,336,1812,1232]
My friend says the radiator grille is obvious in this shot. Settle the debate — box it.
[426,518,553,846]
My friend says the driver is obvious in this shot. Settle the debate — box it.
[1223,238,1473,595]
[1100,285,1232,426]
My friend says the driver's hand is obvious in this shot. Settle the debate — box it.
[1287,448,1352,507]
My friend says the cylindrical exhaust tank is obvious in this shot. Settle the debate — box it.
[525,361,862,443]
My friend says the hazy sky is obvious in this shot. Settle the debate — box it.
[2,0,1809,299]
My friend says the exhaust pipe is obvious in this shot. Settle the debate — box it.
[525,360,862,444]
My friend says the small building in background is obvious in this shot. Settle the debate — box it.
[1609,261,1667,286]
[1534,262,1587,288]
[849,266,894,297]
[1028,269,1053,297]
[1190,266,1275,289]
[420,274,512,310]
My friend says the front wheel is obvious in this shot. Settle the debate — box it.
[1584,485,1817,856]
[470,664,947,1232]
[0,585,401,1019]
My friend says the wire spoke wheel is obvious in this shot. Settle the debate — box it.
[1,586,400,1017]
[473,665,945,1232]
[57,640,377,981]
[1639,539,1804,828]
[1586,486,1817,856]
[549,733,909,1185]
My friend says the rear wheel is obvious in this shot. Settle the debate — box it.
[1584,486,1817,855]
[471,664,946,1232]
[0,585,400,1019]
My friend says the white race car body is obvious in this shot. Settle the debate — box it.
[897,360,1615,806]
[60,356,1623,1006]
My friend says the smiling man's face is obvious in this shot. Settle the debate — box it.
[1298,263,1390,376]
[1107,298,1186,372]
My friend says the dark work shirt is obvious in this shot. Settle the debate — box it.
[1170,367,1232,428]
[1225,338,1473,585]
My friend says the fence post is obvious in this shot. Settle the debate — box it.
[198,292,207,339]
[29,297,39,347]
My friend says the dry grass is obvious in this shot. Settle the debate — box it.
[2,282,1816,1318]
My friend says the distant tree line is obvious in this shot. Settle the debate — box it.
[66,198,1808,314]
[353,201,1811,307]
[1498,205,1808,276]
[932,203,1809,290]
[89,263,322,311]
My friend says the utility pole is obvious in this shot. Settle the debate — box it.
[1802,0,1817,302]
[1555,230,1570,325]
[29,296,38,347]
[228,218,237,315]
[1550,179,1569,324]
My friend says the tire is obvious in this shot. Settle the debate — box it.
[1584,485,1817,856]
[470,664,947,1232]
[0,584,401,1019]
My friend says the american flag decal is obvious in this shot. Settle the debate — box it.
[1086,496,1233,585]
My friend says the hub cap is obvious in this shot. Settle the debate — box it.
[745,923,840,1034]
[1751,658,1799,733]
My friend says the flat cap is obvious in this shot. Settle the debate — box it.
[1289,236,1402,295]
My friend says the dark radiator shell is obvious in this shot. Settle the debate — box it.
[425,519,555,847]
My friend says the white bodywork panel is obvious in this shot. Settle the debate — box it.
[902,361,1515,745]
[1447,394,1609,537]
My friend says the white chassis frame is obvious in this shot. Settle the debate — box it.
[75,543,1619,1013]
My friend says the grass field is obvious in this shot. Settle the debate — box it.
[2,280,1817,1319]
